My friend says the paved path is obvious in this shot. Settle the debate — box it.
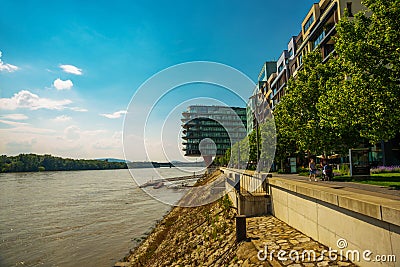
[233,216,356,267]
[273,173,400,201]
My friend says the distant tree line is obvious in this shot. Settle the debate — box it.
[0,154,127,173]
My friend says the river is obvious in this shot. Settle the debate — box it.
[0,167,203,267]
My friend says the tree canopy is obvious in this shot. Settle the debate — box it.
[0,154,127,173]
[274,0,400,161]
[319,0,400,143]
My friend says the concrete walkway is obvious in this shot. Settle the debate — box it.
[234,215,356,267]
[272,173,400,201]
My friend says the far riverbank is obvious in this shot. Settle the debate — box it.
[0,153,127,173]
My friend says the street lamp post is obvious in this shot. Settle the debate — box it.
[249,91,263,171]
[238,141,241,169]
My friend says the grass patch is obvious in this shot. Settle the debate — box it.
[360,173,400,189]
[371,173,400,178]
[358,180,400,189]
[331,173,400,190]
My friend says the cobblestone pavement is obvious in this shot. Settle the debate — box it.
[232,216,357,267]
[273,173,400,200]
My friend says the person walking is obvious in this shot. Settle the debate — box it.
[309,158,317,181]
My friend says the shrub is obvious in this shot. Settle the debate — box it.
[370,166,400,174]
[339,164,350,176]
[296,167,309,176]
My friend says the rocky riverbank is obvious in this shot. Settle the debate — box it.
[115,170,239,266]
[115,170,356,267]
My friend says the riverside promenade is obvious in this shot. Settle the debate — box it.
[115,170,357,267]
[114,176,356,267]
[236,215,357,267]
[266,173,399,267]
[273,173,400,200]
[233,172,399,267]
[116,170,399,267]
[223,168,399,267]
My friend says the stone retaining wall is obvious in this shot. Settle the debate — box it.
[223,169,270,217]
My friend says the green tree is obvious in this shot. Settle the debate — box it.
[0,154,127,173]
[247,129,259,165]
[221,148,231,166]
[259,118,277,171]
[274,51,343,157]
[319,0,400,143]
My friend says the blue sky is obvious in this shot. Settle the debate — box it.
[0,0,315,160]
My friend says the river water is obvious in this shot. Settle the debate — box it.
[0,167,203,267]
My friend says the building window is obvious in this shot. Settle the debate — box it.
[299,54,303,65]
[304,15,314,32]
[313,31,326,49]
[291,62,297,73]
[288,48,293,57]
[259,71,265,82]
[278,63,284,73]
[347,2,353,17]
[324,44,335,58]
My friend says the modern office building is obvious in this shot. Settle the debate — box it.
[181,105,247,164]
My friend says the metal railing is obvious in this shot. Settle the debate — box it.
[225,168,269,196]
[239,172,268,195]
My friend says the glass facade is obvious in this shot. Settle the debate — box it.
[181,105,247,157]
[313,30,325,49]
[304,15,314,32]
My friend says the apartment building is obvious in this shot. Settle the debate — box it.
[294,0,364,72]
[246,62,276,134]
[244,0,399,166]
[269,37,297,109]
[268,0,365,108]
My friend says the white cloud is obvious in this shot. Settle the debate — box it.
[0,118,55,137]
[0,90,72,110]
[6,138,37,154]
[53,78,73,90]
[53,115,72,122]
[0,119,55,134]
[8,126,56,134]
[0,113,28,120]
[0,51,19,72]
[0,125,123,159]
[64,125,80,140]
[0,119,29,127]
[60,64,82,75]
[83,129,107,136]
[92,131,122,150]
[70,107,88,112]
[100,110,127,119]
